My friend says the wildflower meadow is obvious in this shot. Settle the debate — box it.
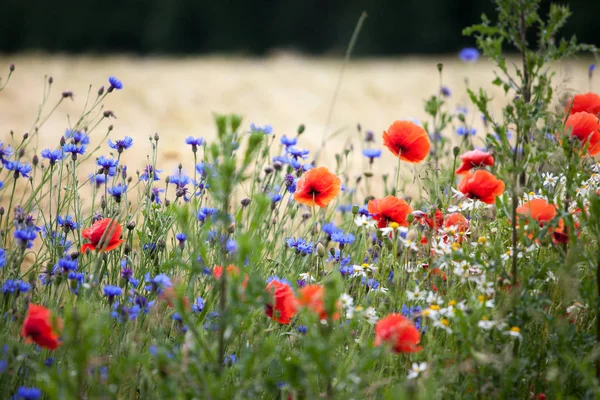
[2,1,600,398]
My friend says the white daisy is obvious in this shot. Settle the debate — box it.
[407,362,427,379]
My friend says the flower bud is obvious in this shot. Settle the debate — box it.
[316,243,326,258]
[352,205,359,215]
[297,124,305,135]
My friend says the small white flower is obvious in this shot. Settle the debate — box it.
[545,270,557,283]
[439,306,455,318]
[407,362,427,379]
[363,307,378,325]
[298,273,316,283]
[478,319,496,330]
[542,172,559,187]
[339,293,354,309]
[400,238,419,252]
[407,286,426,302]
[426,291,443,306]
[504,326,522,339]
[433,319,453,333]
[354,214,376,229]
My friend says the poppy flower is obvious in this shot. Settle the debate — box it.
[297,284,340,321]
[443,212,469,231]
[374,313,422,353]
[455,149,494,175]
[564,112,600,156]
[214,265,249,289]
[265,279,297,324]
[565,92,600,116]
[293,167,341,208]
[457,170,505,204]
[80,218,123,253]
[382,120,430,163]
[20,304,62,350]
[367,196,413,229]
[516,198,556,227]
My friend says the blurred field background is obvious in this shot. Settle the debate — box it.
[0,54,594,187]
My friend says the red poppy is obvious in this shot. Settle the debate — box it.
[430,267,447,281]
[382,120,430,163]
[565,92,600,116]
[265,279,297,324]
[516,198,556,226]
[367,196,413,229]
[293,167,342,208]
[214,265,249,289]
[457,170,505,204]
[455,149,494,175]
[21,304,62,350]
[443,212,469,231]
[81,218,123,253]
[564,111,600,156]
[374,313,422,353]
[297,285,340,321]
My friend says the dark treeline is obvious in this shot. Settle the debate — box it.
[1,0,597,55]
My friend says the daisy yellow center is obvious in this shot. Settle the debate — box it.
[430,305,440,311]
[452,242,460,251]
[510,326,521,333]
[478,237,487,244]
[477,295,485,303]
[440,318,450,326]
[448,300,457,306]
[389,222,400,230]
[362,263,370,268]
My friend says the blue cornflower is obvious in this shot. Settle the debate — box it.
[286,237,313,255]
[331,231,355,246]
[57,214,80,231]
[197,207,217,222]
[192,297,205,313]
[139,165,162,181]
[57,256,78,272]
[108,76,123,90]
[170,174,191,187]
[338,204,353,213]
[296,326,308,334]
[0,249,5,268]
[322,223,341,237]
[2,279,30,294]
[89,173,106,187]
[0,181,4,190]
[283,173,296,192]
[362,277,380,290]
[226,239,237,254]
[150,187,165,204]
[269,193,282,203]
[459,47,480,63]
[250,123,273,134]
[62,143,86,158]
[5,161,32,178]
[97,156,119,176]
[362,148,382,161]
[65,129,90,145]
[358,206,371,217]
[440,85,451,97]
[68,271,84,283]
[296,242,313,255]
[103,285,122,297]
[456,126,477,137]
[15,387,42,399]
[107,184,127,202]
[14,228,37,248]
[108,136,133,153]
[176,233,187,243]
[339,265,354,276]
[41,149,65,165]
[589,64,596,78]
[0,142,13,165]
[224,354,237,366]
[280,135,298,147]
[145,273,172,294]
[185,137,205,152]
[286,147,310,160]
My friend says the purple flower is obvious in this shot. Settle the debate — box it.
[459,47,479,63]
[108,136,133,153]
[250,123,273,134]
[41,149,65,165]
[5,161,32,178]
[108,76,123,90]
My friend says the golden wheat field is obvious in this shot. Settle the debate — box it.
[0,53,595,199]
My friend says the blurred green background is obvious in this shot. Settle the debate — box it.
[1,0,597,55]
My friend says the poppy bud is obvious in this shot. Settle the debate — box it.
[437,63,443,73]
[406,213,415,224]
[316,243,326,258]
[165,176,170,184]
[297,124,305,135]
[352,205,359,215]
[453,146,460,157]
